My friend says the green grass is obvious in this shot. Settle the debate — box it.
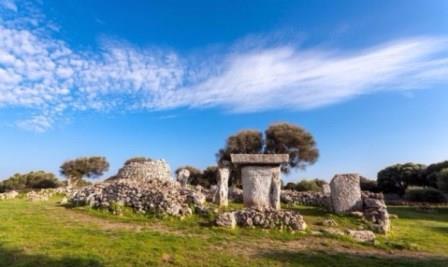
[0,199,447,267]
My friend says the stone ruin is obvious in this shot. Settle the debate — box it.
[110,158,172,182]
[70,178,206,217]
[231,154,289,210]
[215,154,307,231]
[0,190,18,200]
[216,167,230,207]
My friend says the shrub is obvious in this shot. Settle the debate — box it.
[124,157,152,165]
[436,168,448,193]
[360,176,380,193]
[0,171,61,192]
[425,161,448,188]
[284,182,297,190]
[294,179,326,192]
[404,187,447,203]
[377,163,426,196]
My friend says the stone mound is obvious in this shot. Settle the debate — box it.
[69,179,205,217]
[216,208,307,231]
[110,159,172,182]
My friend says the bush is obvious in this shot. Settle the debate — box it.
[360,176,380,193]
[0,171,61,192]
[377,163,426,196]
[291,179,326,192]
[404,187,447,203]
[284,182,297,190]
[124,157,152,165]
[425,161,448,188]
[436,168,448,193]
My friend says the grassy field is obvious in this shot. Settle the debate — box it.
[0,197,447,267]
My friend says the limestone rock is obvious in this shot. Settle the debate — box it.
[242,166,278,209]
[216,168,229,207]
[112,159,172,182]
[216,212,236,229]
[0,190,18,200]
[347,230,376,243]
[176,168,190,187]
[69,179,205,217]
[232,208,307,231]
[330,174,362,213]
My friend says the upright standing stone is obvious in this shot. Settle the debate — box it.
[270,168,281,210]
[176,168,190,187]
[330,173,362,213]
[231,154,289,210]
[216,167,230,207]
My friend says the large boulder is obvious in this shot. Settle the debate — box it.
[330,174,362,213]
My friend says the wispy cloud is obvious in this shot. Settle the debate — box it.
[1,1,448,132]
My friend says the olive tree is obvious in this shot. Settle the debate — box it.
[425,161,448,188]
[265,123,319,173]
[60,156,109,187]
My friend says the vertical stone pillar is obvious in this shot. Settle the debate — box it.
[330,174,362,213]
[241,166,273,209]
[216,167,230,207]
[270,167,281,210]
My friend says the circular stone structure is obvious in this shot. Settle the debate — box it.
[115,159,172,182]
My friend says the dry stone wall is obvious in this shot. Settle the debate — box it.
[281,190,331,208]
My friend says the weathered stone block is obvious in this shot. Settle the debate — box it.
[216,167,229,207]
[330,173,362,213]
[242,166,279,209]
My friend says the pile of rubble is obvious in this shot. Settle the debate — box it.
[0,190,19,200]
[361,192,390,234]
[26,188,71,202]
[216,208,307,231]
[69,179,206,217]
[281,190,330,208]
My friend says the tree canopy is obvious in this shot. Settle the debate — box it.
[377,163,426,196]
[0,171,60,192]
[216,122,319,174]
[60,156,109,186]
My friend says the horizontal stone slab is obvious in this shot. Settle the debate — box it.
[230,154,289,165]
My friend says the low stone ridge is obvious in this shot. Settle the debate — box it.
[230,154,289,165]
[69,179,206,217]
[0,190,18,200]
[216,208,307,231]
[362,191,390,234]
[111,159,172,182]
[330,174,363,213]
[281,190,331,208]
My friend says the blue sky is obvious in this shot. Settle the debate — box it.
[1,0,448,182]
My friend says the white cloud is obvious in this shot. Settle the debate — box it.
[1,0,17,12]
[1,2,448,132]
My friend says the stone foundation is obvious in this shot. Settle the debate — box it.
[216,208,307,231]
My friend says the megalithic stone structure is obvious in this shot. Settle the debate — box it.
[216,167,230,207]
[330,173,362,213]
[231,154,289,210]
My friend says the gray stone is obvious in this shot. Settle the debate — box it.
[241,166,277,209]
[270,168,281,210]
[347,230,376,243]
[330,174,362,213]
[216,212,236,229]
[230,154,289,165]
[112,159,172,182]
[176,168,190,187]
[216,168,230,207]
